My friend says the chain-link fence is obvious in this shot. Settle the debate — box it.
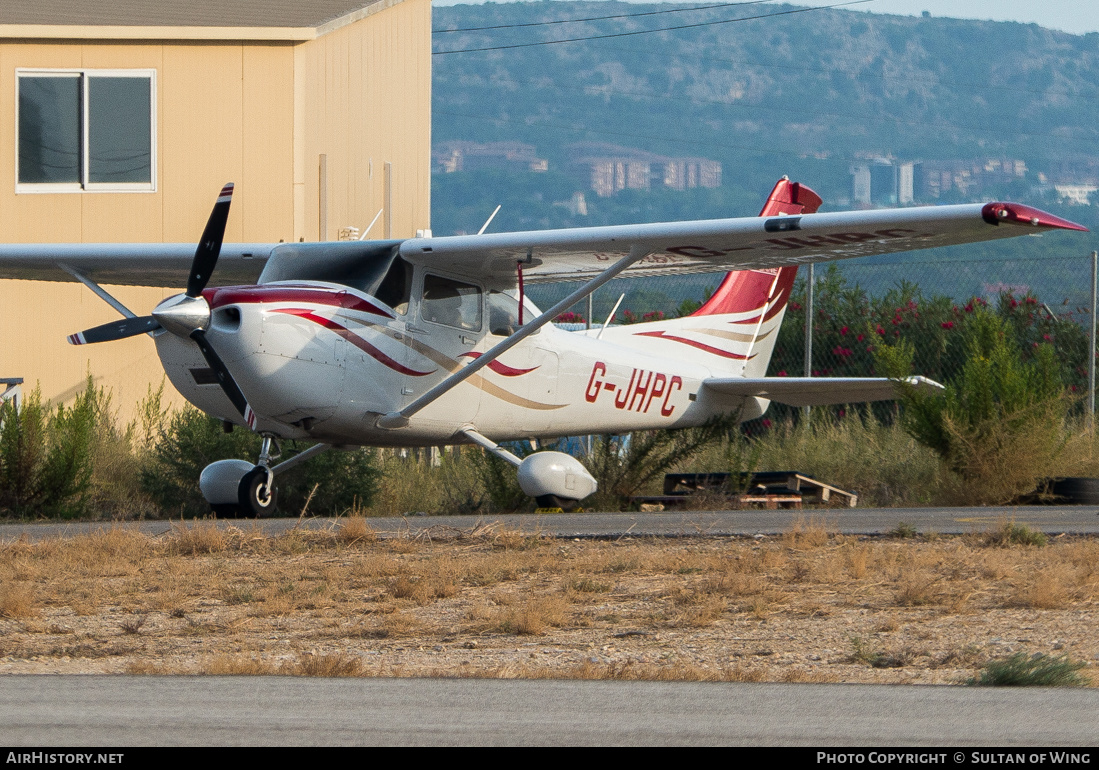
[532,251,1098,408]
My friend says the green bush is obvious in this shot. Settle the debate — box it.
[683,410,943,507]
[981,521,1048,548]
[879,309,1069,504]
[471,445,530,513]
[586,415,739,511]
[0,382,97,518]
[772,265,1090,420]
[968,653,1088,687]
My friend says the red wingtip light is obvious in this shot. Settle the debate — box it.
[981,202,1089,232]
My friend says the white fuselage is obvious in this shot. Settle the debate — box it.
[155,279,768,447]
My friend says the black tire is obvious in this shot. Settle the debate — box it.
[210,503,246,519]
[1047,477,1099,505]
[238,466,278,518]
[535,494,580,512]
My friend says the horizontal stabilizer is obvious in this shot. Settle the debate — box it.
[702,375,943,407]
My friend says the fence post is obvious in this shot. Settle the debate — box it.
[1090,251,1097,428]
[803,263,814,421]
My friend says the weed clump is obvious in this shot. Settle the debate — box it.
[967,653,1088,687]
[336,516,376,545]
[782,517,832,549]
[849,636,915,669]
[167,521,231,555]
[980,521,1048,548]
[889,522,918,539]
[0,583,38,619]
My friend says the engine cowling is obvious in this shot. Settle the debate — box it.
[517,451,598,502]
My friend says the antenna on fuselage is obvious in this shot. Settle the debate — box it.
[478,205,502,235]
[358,208,385,240]
[596,293,626,340]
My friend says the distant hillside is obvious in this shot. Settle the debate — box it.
[431,2,1099,282]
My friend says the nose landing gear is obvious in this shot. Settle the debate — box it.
[199,437,331,518]
[198,436,279,518]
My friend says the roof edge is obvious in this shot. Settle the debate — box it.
[0,0,406,42]
[0,24,316,41]
[316,0,405,37]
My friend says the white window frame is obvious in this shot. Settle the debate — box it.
[16,68,157,194]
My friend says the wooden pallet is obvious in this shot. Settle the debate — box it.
[630,471,857,510]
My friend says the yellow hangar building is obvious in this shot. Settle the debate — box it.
[0,0,432,414]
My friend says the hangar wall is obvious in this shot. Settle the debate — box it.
[0,0,431,417]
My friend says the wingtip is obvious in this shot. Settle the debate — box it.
[982,202,1089,232]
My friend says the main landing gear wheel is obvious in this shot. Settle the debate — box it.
[535,494,581,513]
[240,466,278,518]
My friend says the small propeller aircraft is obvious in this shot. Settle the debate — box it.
[0,178,1087,515]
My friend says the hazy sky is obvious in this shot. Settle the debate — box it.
[795,0,1097,35]
[432,0,1099,36]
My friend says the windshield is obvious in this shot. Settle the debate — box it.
[257,240,409,300]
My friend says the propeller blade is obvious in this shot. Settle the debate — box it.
[186,182,235,298]
[190,328,255,428]
[67,316,161,346]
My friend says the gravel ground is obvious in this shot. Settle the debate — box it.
[0,524,1095,684]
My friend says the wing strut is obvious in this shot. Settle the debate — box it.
[377,245,652,429]
[459,428,522,467]
[58,264,139,321]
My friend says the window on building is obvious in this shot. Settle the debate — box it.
[17,70,155,191]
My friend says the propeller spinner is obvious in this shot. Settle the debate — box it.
[66,183,254,424]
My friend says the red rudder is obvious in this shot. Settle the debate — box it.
[691,178,822,317]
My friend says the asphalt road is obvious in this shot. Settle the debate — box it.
[0,676,1096,746]
[1,505,1097,542]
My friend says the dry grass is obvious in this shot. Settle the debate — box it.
[781,517,833,550]
[0,522,1095,685]
[166,520,231,555]
[0,582,38,619]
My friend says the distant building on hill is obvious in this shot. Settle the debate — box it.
[566,143,721,197]
[850,156,914,207]
[1054,184,1098,205]
[915,158,1027,199]
[851,156,1029,204]
[433,141,548,174]
[1045,157,1099,204]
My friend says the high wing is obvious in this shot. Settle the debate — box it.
[0,243,277,287]
[0,201,1083,289]
[399,201,1086,283]
[703,376,944,408]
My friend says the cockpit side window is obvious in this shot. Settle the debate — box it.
[375,256,413,315]
[422,274,482,330]
[487,290,542,337]
[488,291,519,337]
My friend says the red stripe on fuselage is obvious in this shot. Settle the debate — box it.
[633,330,752,360]
[205,285,394,319]
[272,308,433,377]
[457,351,539,377]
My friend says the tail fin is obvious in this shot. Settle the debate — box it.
[602,178,821,377]
[690,177,822,317]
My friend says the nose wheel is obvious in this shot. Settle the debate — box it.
[240,465,278,518]
[200,436,281,518]
[200,437,331,519]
